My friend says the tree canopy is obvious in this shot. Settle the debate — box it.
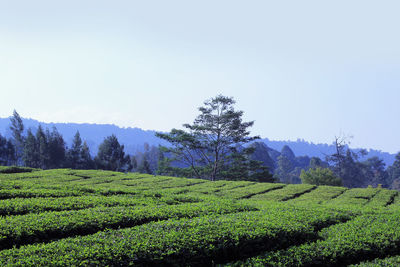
[300,167,342,186]
[66,131,93,169]
[94,135,131,172]
[156,95,273,182]
[9,110,24,165]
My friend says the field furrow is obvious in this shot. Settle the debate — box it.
[223,183,285,199]
[286,185,348,205]
[250,184,316,201]
[326,188,381,207]
[365,189,398,208]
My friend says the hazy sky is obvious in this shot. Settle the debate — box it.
[1,1,399,153]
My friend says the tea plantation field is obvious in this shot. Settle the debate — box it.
[1,166,400,266]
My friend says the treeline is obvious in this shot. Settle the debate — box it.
[253,140,400,190]
[0,111,158,174]
[1,109,400,190]
[152,94,400,189]
[1,107,273,183]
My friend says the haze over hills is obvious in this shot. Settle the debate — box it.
[0,117,167,156]
[0,117,396,166]
[260,138,396,167]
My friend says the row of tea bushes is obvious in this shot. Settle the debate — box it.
[0,199,253,250]
[232,211,400,266]
[0,205,352,266]
[251,184,316,201]
[0,194,202,216]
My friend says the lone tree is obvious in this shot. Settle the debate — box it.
[156,95,273,182]
[300,167,342,186]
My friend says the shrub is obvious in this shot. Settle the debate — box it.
[300,167,342,186]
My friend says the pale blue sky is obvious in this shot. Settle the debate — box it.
[1,0,399,153]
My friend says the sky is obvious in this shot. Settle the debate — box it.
[0,0,399,153]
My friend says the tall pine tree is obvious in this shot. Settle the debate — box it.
[67,131,83,169]
[9,110,25,165]
[47,127,66,169]
[23,129,39,168]
[94,135,131,172]
[36,125,49,169]
[80,141,94,169]
[0,134,15,166]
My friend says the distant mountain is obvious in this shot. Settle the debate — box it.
[0,117,168,155]
[260,138,396,167]
[0,117,396,166]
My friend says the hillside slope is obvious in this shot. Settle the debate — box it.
[0,167,399,266]
[0,117,395,165]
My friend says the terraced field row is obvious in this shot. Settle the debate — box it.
[233,211,400,266]
[0,205,351,266]
[1,167,400,266]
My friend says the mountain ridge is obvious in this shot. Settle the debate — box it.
[0,117,396,165]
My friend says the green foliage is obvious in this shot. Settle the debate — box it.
[0,194,190,216]
[251,184,316,201]
[216,183,285,199]
[22,126,67,169]
[0,200,250,250]
[46,127,66,169]
[0,205,349,266]
[352,255,400,266]
[326,187,381,207]
[286,185,347,205]
[0,169,399,265]
[219,147,274,183]
[0,134,15,166]
[300,167,342,186]
[156,95,271,181]
[66,131,82,168]
[5,111,96,171]
[388,152,400,189]
[94,135,131,172]
[361,156,388,187]
[325,136,387,188]
[364,189,398,208]
[137,157,151,174]
[238,212,400,266]
[22,129,38,168]
[275,154,295,183]
[9,110,24,165]
[132,143,160,174]
[35,125,49,169]
[0,166,38,174]
[309,156,328,169]
[66,132,93,170]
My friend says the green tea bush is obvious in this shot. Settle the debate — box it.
[0,166,39,174]
[0,206,350,265]
[236,212,400,266]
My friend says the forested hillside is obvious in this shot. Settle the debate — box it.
[1,102,400,190]
[0,118,395,165]
[0,117,166,155]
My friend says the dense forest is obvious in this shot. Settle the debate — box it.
[1,104,400,190]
